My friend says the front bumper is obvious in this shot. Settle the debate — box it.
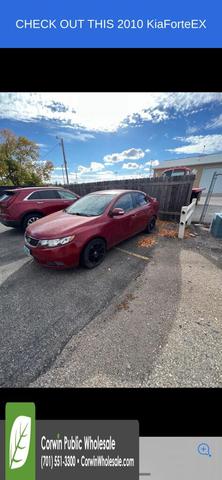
[25,241,80,269]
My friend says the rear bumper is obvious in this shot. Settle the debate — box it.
[26,242,80,269]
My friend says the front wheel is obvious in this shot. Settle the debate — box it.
[146,216,156,234]
[22,213,42,231]
[82,238,106,269]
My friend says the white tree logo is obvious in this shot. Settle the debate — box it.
[9,416,31,470]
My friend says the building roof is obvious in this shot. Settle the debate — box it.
[154,153,222,170]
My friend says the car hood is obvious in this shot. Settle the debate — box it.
[26,210,98,239]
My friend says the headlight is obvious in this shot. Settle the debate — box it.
[39,236,75,248]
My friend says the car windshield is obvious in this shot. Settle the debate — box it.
[65,193,115,216]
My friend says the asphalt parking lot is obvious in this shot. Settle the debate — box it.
[1,221,222,388]
[0,223,152,387]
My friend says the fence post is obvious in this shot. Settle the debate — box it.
[178,199,196,239]
[178,206,188,239]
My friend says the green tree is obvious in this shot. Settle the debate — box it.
[0,129,54,186]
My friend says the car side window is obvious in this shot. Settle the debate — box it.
[28,191,41,200]
[132,192,148,208]
[114,193,133,212]
[28,190,60,200]
[163,170,172,177]
[171,170,185,177]
[58,190,78,200]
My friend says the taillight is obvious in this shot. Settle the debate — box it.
[6,195,17,206]
[0,193,18,209]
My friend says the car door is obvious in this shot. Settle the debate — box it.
[108,193,135,245]
[131,192,151,233]
[26,189,63,215]
[40,189,66,214]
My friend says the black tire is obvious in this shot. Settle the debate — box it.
[82,238,106,269]
[22,213,43,231]
[190,192,201,204]
[190,193,196,203]
[146,216,156,234]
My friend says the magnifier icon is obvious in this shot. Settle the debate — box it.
[197,443,212,458]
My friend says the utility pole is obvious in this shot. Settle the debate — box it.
[56,136,69,185]
[61,164,65,184]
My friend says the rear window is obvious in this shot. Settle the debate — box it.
[28,190,60,200]
[0,191,16,202]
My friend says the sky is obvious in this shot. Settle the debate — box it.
[1,92,222,184]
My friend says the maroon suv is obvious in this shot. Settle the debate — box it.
[0,187,79,231]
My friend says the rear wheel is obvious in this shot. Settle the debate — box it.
[82,238,106,269]
[22,213,43,231]
[146,216,156,234]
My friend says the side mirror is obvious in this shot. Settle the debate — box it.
[110,207,125,217]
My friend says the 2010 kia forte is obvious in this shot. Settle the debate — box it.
[24,190,159,269]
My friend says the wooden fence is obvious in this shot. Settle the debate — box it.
[68,175,195,220]
[0,175,195,220]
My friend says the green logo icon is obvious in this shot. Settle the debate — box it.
[5,403,35,480]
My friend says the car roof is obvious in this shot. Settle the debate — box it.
[163,167,190,171]
[5,186,66,192]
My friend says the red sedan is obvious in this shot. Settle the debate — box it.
[24,190,159,269]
